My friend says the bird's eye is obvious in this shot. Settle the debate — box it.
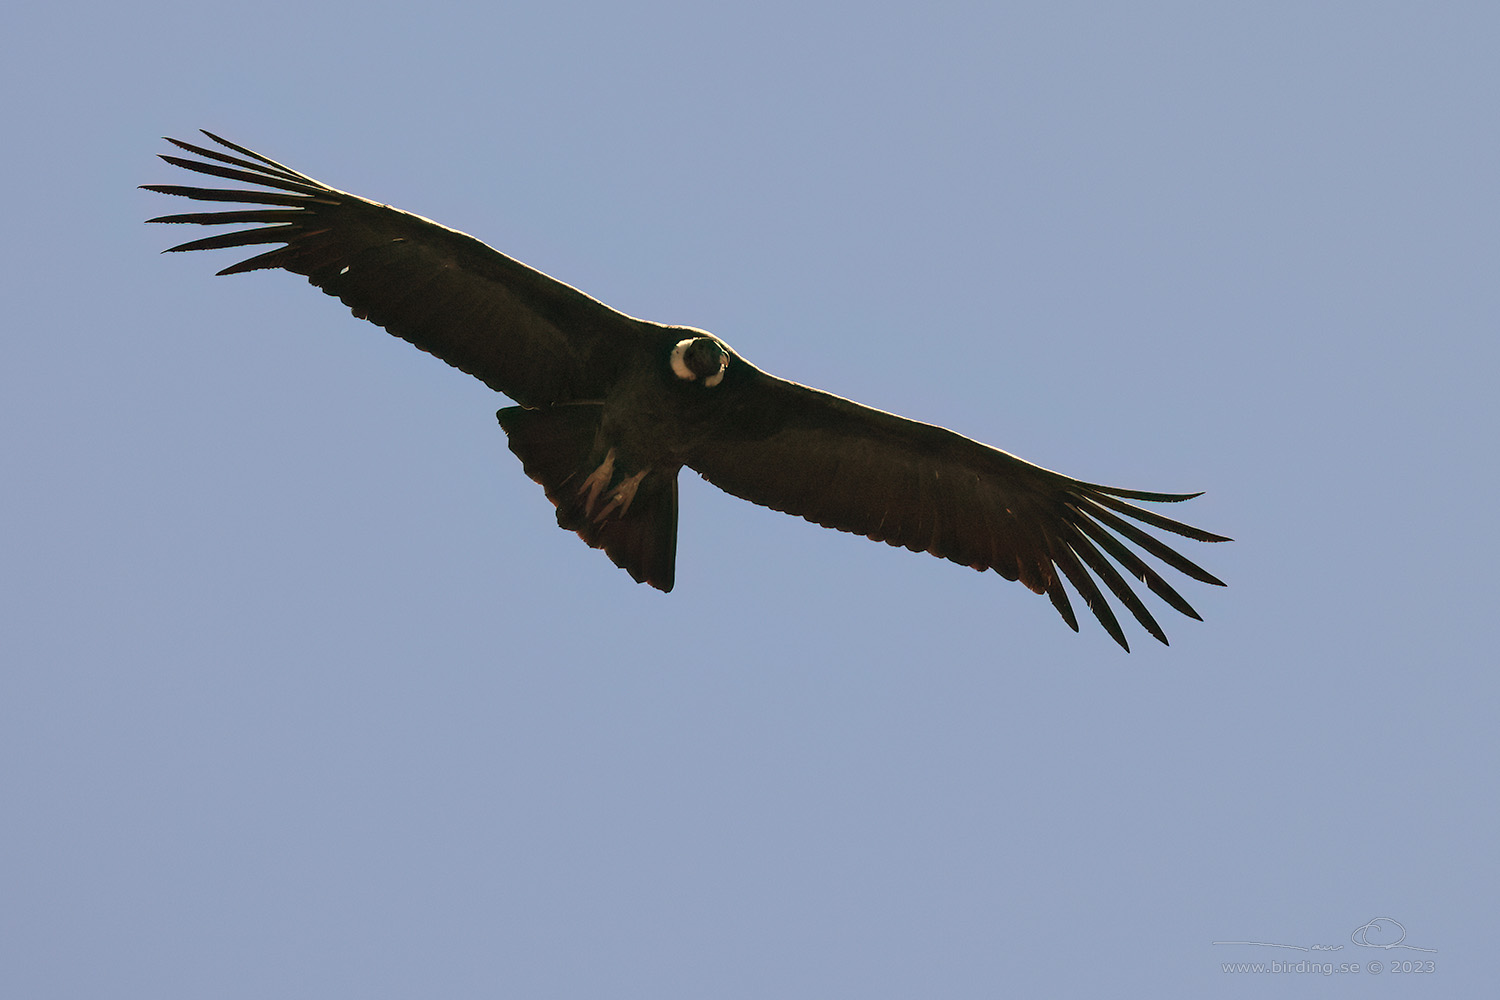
[670,336,728,387]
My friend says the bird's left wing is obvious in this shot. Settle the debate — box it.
[144,131,648,407]
[686,364,1228,650]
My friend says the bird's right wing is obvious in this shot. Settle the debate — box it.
[686,366,1229,650]
[144,131,649,407]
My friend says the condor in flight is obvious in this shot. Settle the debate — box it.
[145,131,1228,650]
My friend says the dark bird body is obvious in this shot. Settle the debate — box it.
[145,132,1228,650]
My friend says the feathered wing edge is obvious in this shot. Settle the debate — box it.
[1036,480,1228,650]
[141,131,345,274]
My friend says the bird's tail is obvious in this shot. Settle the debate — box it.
[497,404,679,592]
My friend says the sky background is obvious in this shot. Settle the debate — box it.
[4,2,1496,997]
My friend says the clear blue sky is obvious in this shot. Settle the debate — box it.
[4,2,1495,996]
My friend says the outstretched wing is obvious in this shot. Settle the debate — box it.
[688,364,1229,650]
[143,131,649,407]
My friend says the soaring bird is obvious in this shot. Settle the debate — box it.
[145,131,1228,650]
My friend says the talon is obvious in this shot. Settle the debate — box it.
[595,469,648,522]
[577,448,617,515]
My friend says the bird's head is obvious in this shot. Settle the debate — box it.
[669,334,729,388]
